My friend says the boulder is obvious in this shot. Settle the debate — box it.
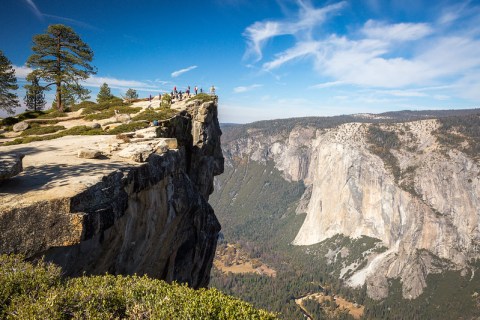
[156,138,178,154]
[0,154,24,180]
[77,148,102,159]
[117,144,153,162]
[89,123,101,129]
[115,114,131,123]
[134,127,160,139]
[13,121,29,132]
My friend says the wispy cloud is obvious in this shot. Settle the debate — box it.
[23,0,97,30]
[243,1,346,62]
[233,84,263,93]
[43,14,99,31]
[171,65,197,78]
[25,0,43,20]
[309,81,345,89]
[243,1,480,102]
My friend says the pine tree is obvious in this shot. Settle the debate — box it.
[97,82,114,103]
[23,74,46,111]
[125,88,138,101]
[51,85,76,109]
[26,24,96,111]
[0,50,20,114]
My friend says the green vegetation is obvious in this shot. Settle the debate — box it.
[132,108,177,122]
[37,109,68,119]
[435,113,480,159]
[27,24,95,111]
[0,50,20,114]
[161,93,172,108]
[20,125,65,136]
[188,92,215,103]
[83,105,142,121]
[0,254,276,319]
[107,121,149,134]
[81,97,126,114]
[23,74,47,111]
[4,125,103,145]
[366,124,401,182]
[97,82,114,103]
[70,100,97,112]
[125,88,138,101]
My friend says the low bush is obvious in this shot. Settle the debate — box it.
[132,108,177,122]
[0,254,277,319]
[108,121,149,134]
[70,100,97,112]
[83,106,142,121]
[20,125,66,136]
[188,93,215,103]
[37,109,68,119]
[4,125,104,145]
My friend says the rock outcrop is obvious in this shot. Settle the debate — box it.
[220,117,480,299]
[0,153,24,180]
[0,99,223,288]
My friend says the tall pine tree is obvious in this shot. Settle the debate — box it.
[0,50,20,114]
[24,75,46,111]
[26,24,96,111]
[97,82,114,103]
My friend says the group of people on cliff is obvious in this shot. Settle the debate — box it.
[147,85,216,103]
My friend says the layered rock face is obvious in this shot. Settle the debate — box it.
[0,100,223,288]
[221,118,479,299]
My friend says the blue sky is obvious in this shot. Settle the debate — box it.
[1,0,480,123]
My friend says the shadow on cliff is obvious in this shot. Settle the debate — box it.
[0,161,127,195]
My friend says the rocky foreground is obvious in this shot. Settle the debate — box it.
[0,97,223,288]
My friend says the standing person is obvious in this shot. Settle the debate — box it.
[200,88,203,93]
[149,94,152,102]
[173,86,177,94]
[158,93,162,100]
[210,85,216,95]
[194,86,198,95]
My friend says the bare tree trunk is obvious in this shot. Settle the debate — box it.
[56,35,62,111]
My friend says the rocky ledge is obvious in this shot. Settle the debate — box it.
[0,98,223,288]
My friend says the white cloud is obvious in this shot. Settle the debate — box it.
[309,81,345,89]
[25,0,43,20]
[233,84,263,93]
[361,20,433,42]
[13,65,33,78]
[243,1,480,104]
[171,65,197,78]
[243,1,346,61]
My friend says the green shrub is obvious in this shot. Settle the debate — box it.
[4,126,104,145]
[20,125,66,136]
[0,254,277,319]
[70,100,97,112]
[0,117,19,126]
[0,111,47,126]
[0,254,61,318]
[37,109,68,119]
[84,106,142,121]
[132,108,177,122]
[108,121,149,134]
[188,93,215,103]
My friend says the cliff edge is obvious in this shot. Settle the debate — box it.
[0,97,224,288]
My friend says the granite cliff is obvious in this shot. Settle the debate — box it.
[218,111,480,300]
[0,98,223,288]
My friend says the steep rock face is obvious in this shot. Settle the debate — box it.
[0,100,223,288]
[221,119,480,299]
